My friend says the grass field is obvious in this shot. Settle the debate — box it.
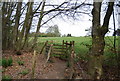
[34,36,118,66]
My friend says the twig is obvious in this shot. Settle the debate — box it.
[32,50,36,79]
[40,41,48,54]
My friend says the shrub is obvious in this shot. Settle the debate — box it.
[2,57,13,68]
[7,57,13,66]
[2,58,8,68]
[2,75,12,81]
[17,60,24,65]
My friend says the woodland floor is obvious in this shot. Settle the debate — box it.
[2,50,120,79]
[2,50,90,79]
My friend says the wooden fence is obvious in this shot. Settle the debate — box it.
[44,40,75,62]
[40,40,76,78]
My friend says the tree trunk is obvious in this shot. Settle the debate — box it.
[32,0,46,50]
[88,36,104,79]
[2,2,16,50]
[2,2,7,50]
[22,2,34,49]
[88,1,114,79]
[118,36,120,78]
[17,2,33,50]
[13,2,22,50]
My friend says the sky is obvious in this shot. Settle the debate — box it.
[38,0,120,37]
[22,0,120,37]
[40,14,92,36]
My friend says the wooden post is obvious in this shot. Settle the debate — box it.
[32,50,36,79]
[63,40,64,45]
[45,41,49,58]
[70,44,75,79]
[66,41,68,47]
[62,40,64,56]
[40,40,48,54]
[65,41,68,55]
[70,41,72,47]
[46,44,53,63]
[73,41,75,46]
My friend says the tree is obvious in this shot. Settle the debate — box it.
[2,0,87,51]
[2,2,17,50]
[62,34,67,37]
[45,25,61,37]
[21,2,34,49]
[32,0,46,49]
[85,27,92,36]
[113,29,120,36]
[88,0,114,79]
[67,34,72,37]
[118,30,120,78]
[13,2,22,50]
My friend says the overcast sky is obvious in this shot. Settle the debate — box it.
[24,0,120,37]
[38,0,119,37]
[40,14,92,36]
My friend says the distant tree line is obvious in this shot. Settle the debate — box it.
[29,25,61,37]
[29,32,60,37]
[62,34,72,37]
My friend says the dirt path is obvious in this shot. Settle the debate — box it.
[3,51,67,79]
[35,55,66,79]
[3,51,91,79]
[35,54,67,79]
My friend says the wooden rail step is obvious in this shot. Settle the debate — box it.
[53,51,66,53]
[53,48,66,51]
[52,51,65,54]
[46,45,66,47]
[53,47,66,49]
[46,44,63,46]
[53,44,63,46]
[53,50,66,53]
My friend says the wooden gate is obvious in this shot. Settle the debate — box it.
[41,40,75,63]
[40,40,76,78]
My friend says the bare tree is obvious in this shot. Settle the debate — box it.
[31,0,46,49]
[2,2,16,50]
[88,0,114,79]
[13,2,22,50]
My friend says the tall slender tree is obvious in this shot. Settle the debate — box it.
[18,2,34,50]
[13,2,22,50]
[32,0,46,49]
[88,0,114,79]
[2,2,16,50]
[22,2,34,49]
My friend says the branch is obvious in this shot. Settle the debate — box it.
[44,2,68,15]
[33,2,42,14]
[41,12,61,26]
[102,2,114,35]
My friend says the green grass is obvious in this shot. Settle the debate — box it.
[2,57,13,68]
[38,37,91,53]
[36,37,91,60]
[2,75,12,81]
[17,60,24,66]
[30,36,118,66]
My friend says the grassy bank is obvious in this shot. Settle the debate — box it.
[34,36,118,66]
